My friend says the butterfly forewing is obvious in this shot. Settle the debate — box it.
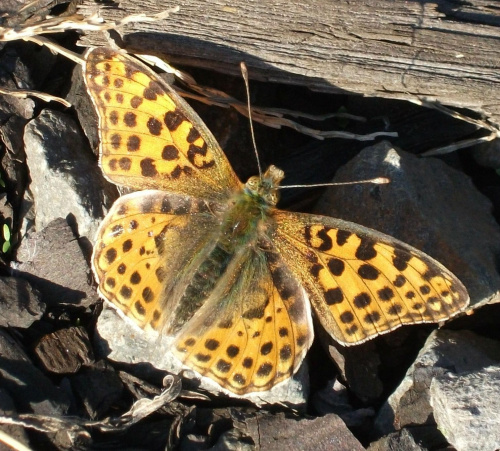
[271,210,469,345]
[84,47,242,202]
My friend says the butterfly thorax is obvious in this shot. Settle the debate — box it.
[218,165,285,249]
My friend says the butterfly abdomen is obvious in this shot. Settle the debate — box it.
[176,245,233,324]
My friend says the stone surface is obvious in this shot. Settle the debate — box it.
[367,428,427,451]
[312,377,375,427]
[315,141,500,309]
[0,49,36,121]
[95,303,309,406]
[70,360,123,419]
[430,365,500,451]
[35,326,95,374]
[0,114,29,213]
[242,411,364,451]
[374,329,500,444]
[471,138,500,170]
[326,335,383,403]
[14,217,98,306]
[23,108,117,240]
[0,328,70,416]
[0,275,45,328]
[0,388,31,449]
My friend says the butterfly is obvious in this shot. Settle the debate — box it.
[84,47,469,395]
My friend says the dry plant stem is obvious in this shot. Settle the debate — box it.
[0,8,180,41]
[422,133,498,157]
[0,376,181,437]
[25,35,85,65]
[416,99,500,134]
[0,87,71,107]
[0,429,32,451]
[416,99,500,156]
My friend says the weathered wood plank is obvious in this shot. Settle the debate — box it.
[78,0,500,127]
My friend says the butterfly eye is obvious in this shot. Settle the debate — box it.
[246,176,260,192]
[264,192,279,206]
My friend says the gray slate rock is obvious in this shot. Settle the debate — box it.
[0,276,45,328]
[374,329,500,444]
[14,217,98,306]
[0,328,70,416]
[23,109,117,241]
[471,138,500,169]
[367,428,427,451]
[0,388,31,449]
[430,365,500,451]
[35,326,95,374]
[312,376,375,427]
[241,411,364,451]
[70,360,124,420]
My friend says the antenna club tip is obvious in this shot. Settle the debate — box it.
[373,177,390,184]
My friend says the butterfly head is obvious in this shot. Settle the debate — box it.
[245,165,285,207]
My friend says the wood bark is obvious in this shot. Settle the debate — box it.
[78,0,500,127]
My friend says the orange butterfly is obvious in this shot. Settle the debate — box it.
[85,48,469,395]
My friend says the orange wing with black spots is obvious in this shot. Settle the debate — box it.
[271,210,469,345]
[92,189,224,333]
[172,241,313,395]
[83,47,242,202]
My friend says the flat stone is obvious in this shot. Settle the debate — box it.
[0,328,70,416]
[430,365,500,451]
[14,217,98,307]
[0,388,31,449]
[70,360,123,419]
[0,275,45,328]
[35,326,95,374]
[312,377,375,427]
[367,428,427,451]
[374,329,500,446]
[23,109,117,241]
[242,411,364,451]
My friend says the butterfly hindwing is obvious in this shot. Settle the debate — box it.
[172,241,313,395]
[93,189,226,332]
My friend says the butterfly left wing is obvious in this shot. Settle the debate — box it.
[172,241,313,395]
[83,47,242,202]
[270,210,469,345]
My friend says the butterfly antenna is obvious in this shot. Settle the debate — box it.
[240,62,263,178]
[281,177,390,189]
